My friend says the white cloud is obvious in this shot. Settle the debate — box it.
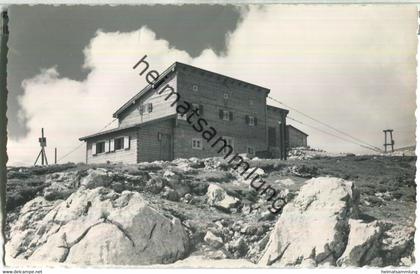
[8,27,192,165]
[7,5,417,165]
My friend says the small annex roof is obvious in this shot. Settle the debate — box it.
[79,115,176,141]
[287,124,309,136]
[267,104,289,114]
[112,62,271,118]
[79,124,137,141]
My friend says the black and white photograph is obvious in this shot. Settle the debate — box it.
[0,2,418,272]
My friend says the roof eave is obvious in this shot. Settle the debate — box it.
[175,62,271,93]
[79,114,177,141]
[267,105,289,114]
[79,125,139,141]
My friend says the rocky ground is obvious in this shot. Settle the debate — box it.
[5,150,416,267]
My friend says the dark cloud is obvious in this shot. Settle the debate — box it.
[7,4,242,139]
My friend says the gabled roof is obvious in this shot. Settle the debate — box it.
[287,125,309,136]
[113,63,177,118]
[113,62,271,118]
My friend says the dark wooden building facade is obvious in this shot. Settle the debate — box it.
[286,125,308,148]
[80,62,289,164]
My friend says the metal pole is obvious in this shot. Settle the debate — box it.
[390,131,394,152]
[384,131,387,153]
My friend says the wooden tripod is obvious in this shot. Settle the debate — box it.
[34,128,48,165]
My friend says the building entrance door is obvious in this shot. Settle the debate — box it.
[160,133,172,161]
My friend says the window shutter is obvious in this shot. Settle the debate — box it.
[104,140,110,153]
[148,103,153,112]
[92,142,96,155]
[245,115,249,125]
[229,111,233,121]
[254,117,258,126]
[124,136,130,149]
[110,139,115,152]
[219,109,223,119]
[199,104,204,115]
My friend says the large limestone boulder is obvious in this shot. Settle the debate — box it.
[43,171,79,201]
[172,158,193,172]
[380,223,415,266]
[207,184,240,211]
[336,219,383,266]
[6,196,63,258]
[79,168,112,189]
[204,231,224,249]
[6,187,190,265]
[259,177,358,266]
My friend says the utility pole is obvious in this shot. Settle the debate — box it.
[34,128,49,166]
[54,147,57,164]
[383,129,395,153]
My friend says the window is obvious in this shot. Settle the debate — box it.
[223,137,234,154]
[147,103,153,113]
[96,141,105,154]
[177,113,187,120]
[268,127,277,146]
[249,116,255,126]
[247,146,255,156]
[219,109,233,121]
[192,84,199,91]
[192,103,203,115]
[192,103,199,113]
[138,105,145,115]
[245,115,257,126]
[192,138,203,150]
[110,136,130,152]
[224,93,229,99]
[223,110,230,121]
[114,137,124,150]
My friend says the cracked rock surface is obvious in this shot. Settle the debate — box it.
[259,177,357,266]
[6,187,189,265]
[258,177,414,267]
[6,154,416,267]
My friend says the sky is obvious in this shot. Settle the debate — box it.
[4,4,418,166]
